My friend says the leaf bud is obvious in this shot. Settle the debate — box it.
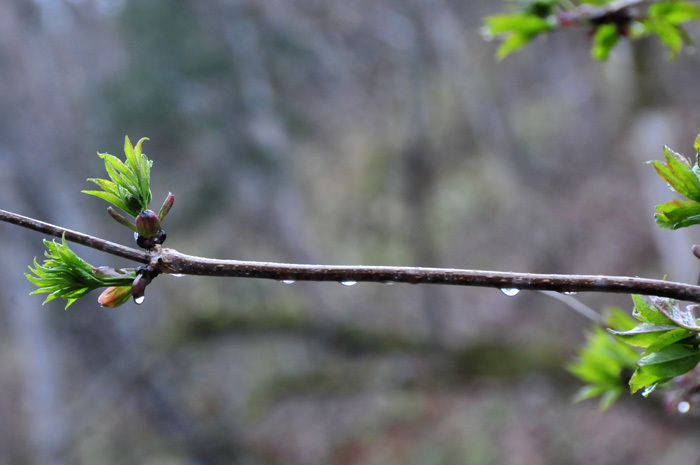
[135,209,161,238]
[98,286,132,308]
[159,192,175,221]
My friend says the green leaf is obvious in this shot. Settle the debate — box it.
[649,1,700,25]
[637,344,700,378]
[609,323,679,348]
[650,146,700,202]
[647,297,700,331]
[654,199,700,229]
[497,33,537,59]
[642,328,694,355]
[631,294,674,325]
[83,136,153,216]
[482,13,553,59]
[629,368,667,394]
[652,20,684,59]
[605,306,638,330]
[25,235,135,309]
[568,326,638,409]
[592,24,619,60]
[483,14,553,35]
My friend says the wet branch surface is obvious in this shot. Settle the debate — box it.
[4,208,700,302]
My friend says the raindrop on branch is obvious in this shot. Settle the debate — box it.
[281,280,296,284]
[341,281,358,287]
[134,296,146,305]
[500,288,520,297]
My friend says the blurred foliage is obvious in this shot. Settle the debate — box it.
[568,308,638,409]
[483,0,700,60]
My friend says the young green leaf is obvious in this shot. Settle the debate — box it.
[25,236,135,309]
[629,368,666,394]
[631,294,674,325]
[642,328,694,356]
[649,1,700,25]
[482,13,554,59]
[592,24,619,60]
[568,326,638,409]
[654,199,700,229]
[609,323,679,348]
[650,146,700,202]
[636,344,700,379]
[83,136,153,217]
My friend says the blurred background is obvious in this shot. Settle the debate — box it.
[3,0,700,463]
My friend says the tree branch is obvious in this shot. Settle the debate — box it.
[155,248,700,301]
[0,208,149,263]
[3,207,700,302]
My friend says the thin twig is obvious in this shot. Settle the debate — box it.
[0,208,149,263]
[3,208,700,302]
[538,290,605,324]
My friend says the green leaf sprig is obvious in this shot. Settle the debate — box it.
[609,295,700,396]
[82,136,153,218]
[568,308,639,410]
[482,0,700,61]
[650,134,700,229]
[25,235,136,309]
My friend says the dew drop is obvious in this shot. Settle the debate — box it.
[341,281,358,287]
[134,295,145,305]
[678,401,691,414]
[562,291,578,296]
[281,280,296,284]
[500,288,520,297]
[171,273,185,278]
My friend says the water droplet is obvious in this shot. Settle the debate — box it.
[562,291,578,296]
[281,280,296,284]
[134,295,145,305]
[678,401,691,414]
[171,273,185,278]
[500,288,520,297]
[341,281,358,287]
[642,384,657,397]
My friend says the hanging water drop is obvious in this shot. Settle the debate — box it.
[134,295,146,305]
[500,288,520,297]
[341,280,358,287]
[171,273,185,278]
[281,280,296,284]
[562,291,578,296]
[678,401,691,414]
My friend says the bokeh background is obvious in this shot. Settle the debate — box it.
[3,0,700,463]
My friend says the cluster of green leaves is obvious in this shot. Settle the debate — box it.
[609,295,700,395]
[567,309,639,409]
[25,236,135,309]
[650,136,700,229]
[483,0,699,60]
[570,134,700,407]
[82,136,153,217]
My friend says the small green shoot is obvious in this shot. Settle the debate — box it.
[25,236,135,309]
